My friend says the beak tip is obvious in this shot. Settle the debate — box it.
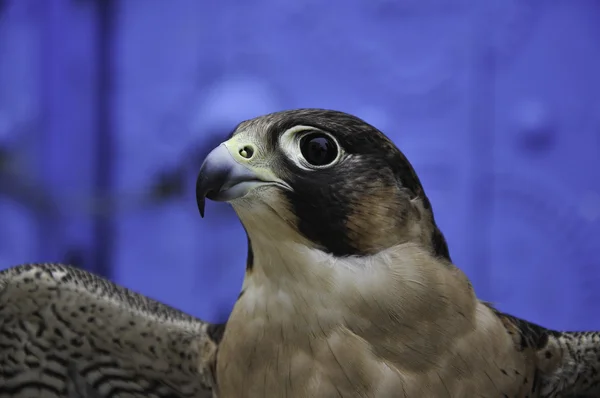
[197,196,206,218]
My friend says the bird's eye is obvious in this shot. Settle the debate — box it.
[299,132,339,167]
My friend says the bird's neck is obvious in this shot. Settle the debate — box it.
[243,233,331,291]
[238,229,477,337]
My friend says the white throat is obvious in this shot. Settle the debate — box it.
[240,228,443,331]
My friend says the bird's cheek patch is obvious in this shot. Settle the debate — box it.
[344,185,409,254]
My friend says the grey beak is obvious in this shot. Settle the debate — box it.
[196,144,262,218]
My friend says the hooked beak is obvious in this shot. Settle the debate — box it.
[196,143,288,217]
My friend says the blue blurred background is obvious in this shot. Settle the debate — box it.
[0,0,599,330]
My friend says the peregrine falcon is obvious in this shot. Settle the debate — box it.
[0,109,598,397]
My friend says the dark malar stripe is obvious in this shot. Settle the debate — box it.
[245,229,254,271]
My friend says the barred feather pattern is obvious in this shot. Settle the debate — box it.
[0,263,217,398]
[538,331,600,397]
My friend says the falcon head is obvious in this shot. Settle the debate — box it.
[196,109,450,268]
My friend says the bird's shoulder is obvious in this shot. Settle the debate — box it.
[486,302,600,397]
[0,263,220,398]
[484,303,550,353]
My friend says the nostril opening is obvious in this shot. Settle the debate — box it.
[239,145,255,159]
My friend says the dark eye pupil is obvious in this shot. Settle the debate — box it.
[300,133,338,166]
